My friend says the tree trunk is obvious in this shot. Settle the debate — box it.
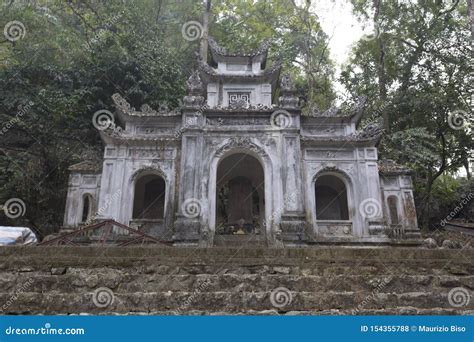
[373,0,389,131]
[200,0,211,62]
[420,175,434,231]
[467,0,473,40]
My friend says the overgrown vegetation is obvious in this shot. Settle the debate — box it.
[0,0,471,237]
[342,0,472,229]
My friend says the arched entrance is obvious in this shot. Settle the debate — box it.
[81,194,94,223]
[315,174,349,220]
[132,174,166,220]
[215,153,265,239]
[129,169,170,237]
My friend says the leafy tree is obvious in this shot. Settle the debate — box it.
[0,0,335,237]
[342,0,472,229]
[0,0,470,236]
[210,0,336,109]
[0,0,199,236]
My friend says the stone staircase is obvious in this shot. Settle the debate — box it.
[0,246,472,315]
[213,234,266,247]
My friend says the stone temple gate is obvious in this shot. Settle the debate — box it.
[63,38,421,246]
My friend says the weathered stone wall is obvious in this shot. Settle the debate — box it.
[0,246,472,315]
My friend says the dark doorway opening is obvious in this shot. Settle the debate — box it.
[315,175,349,220]
[133,174,165,219]
[216,153,264,235]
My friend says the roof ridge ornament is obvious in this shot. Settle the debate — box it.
[112,93,135,112]
[323,106,339,117]
[253,39,272,55]
[352,120,384,140]
[186,70,204,95]
[112,93,180,117]
[280,74,296,94]
[347,96,368,117]
[208,37,227,55]
[183,70,205,109]
[278,74,299,109]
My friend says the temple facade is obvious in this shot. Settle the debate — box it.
[63,38,421,246]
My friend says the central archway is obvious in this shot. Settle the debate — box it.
[215,153,265,236]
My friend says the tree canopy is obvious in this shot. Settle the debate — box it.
[341,0,472,227]
[0,0,471,236]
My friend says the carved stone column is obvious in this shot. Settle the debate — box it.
[277,75,308,243]
[173,71,205,244]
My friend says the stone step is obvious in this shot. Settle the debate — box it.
[1,273,472,294]
[63,308,474,315]
[0,246,472,315]
[3,261,472,278]
[1,291,471,314]
[2,246,472,263]
[213,234,266,247]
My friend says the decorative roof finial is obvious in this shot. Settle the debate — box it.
[186,70,204,95]
[280,74,296,94]
[279,74,299,109]
[208,37,227,55]
[183,70,205,108]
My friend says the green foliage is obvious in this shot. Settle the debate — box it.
[342,0,472,228]
[383,128,439,170]
[0,0,335,236]
[0,0,470,235]
[0,0,199,235]
[432,175,462,208]
[211,0,336,108]
[429,175,473,226]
